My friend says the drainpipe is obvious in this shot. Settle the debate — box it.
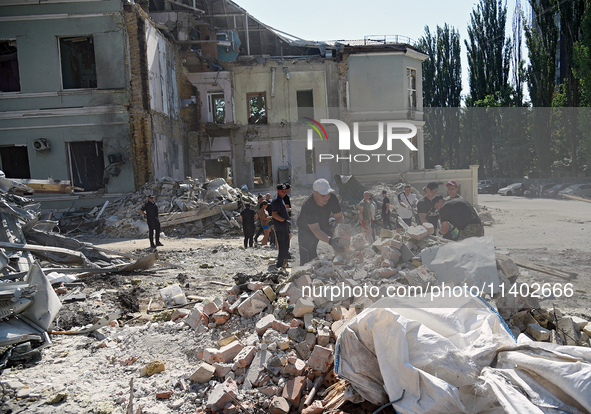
[245,13,250,56]
[271,67,276,98]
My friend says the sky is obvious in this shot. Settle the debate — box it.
[232,0,527,99]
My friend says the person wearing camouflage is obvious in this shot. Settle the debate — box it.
[431,195,484,241]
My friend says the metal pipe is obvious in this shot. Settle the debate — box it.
[271,67,276,98]
[245,13,250,55]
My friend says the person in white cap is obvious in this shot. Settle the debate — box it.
[296,178,345,265]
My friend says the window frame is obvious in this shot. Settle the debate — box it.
[0,39,21,93]
[58,35,98,91]
[247,92,267,125]
[407,67,417,110]
[207,91,226,123]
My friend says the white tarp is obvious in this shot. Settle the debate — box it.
[335,293,591,413]
[421,235,500,293]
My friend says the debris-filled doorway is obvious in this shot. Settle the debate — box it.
[205,156,232,184]
[68,141,105,192]
[252,156,271,188]
[0,145,30,178]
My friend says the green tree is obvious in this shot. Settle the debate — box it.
[556,0,587,173]
[465,0,513,176]
[524,0,559,178]
[417,24,462,169]
[573,1,591,167]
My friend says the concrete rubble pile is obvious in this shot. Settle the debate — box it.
[124,222,589,413]
[0,182,166,367]
[96,177,254,239]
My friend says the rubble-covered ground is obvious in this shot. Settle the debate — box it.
[1,183,591,414]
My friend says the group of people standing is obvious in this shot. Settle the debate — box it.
[239,183,293,269]
[139,178,484,266]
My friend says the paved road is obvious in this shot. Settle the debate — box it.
[478,194,591,252]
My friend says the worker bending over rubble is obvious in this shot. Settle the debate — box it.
[432,195,484,240]
[297,178,346,265]
[140,194,163,249]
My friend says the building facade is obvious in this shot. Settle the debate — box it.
[0,0,197,206]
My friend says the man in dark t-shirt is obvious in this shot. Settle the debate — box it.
[140,194,162,248]
[433,195,484,241]
[417,181,440,234]
[272,184,290,269]
[240,203,257,249]
[297,179,344,265]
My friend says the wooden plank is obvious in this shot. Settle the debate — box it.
[564,194,591,204]
[496,253,577,281]
[160,202,238,227]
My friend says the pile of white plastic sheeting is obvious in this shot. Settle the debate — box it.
[335,293,591,413]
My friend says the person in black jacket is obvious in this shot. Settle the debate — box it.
[140,194,162,248]
[240,203,258,249]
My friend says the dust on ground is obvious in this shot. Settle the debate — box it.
[1,190,590,414]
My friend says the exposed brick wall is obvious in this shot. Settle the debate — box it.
[125,6,153,189]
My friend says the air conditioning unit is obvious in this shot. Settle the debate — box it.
[33,138,51,151]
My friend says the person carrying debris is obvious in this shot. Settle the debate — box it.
[272,183,290,269]
[240,203,258,249]
[297,178,346,265]
[432,195,484,240]
[445,180,462,200]
[359,191,373,243]
[258,200,271,245]
[140,194,163,248]
[417,181,440,234]
[397,184,417,233]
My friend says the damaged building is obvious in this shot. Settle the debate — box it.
[1,0,479,207]
[0,0,198,208]
[144,0,436,189]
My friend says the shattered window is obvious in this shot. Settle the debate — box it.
[0,40,20,92]
[60,36,97,90]
[247,92,267,125]
[68,141,105,192]
[209,93,225,123]
[407,68,417,109]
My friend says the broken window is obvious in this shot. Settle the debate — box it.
[68,141,105,192]
[407,68,417,110]
[297,90,314,121]
[305,149,315,174]
[247,92,267,125]
[0,145,30,178]
[252,156,272,188]
[208,92,226,123]
[0,40,20,93]
[60,36,97,90]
